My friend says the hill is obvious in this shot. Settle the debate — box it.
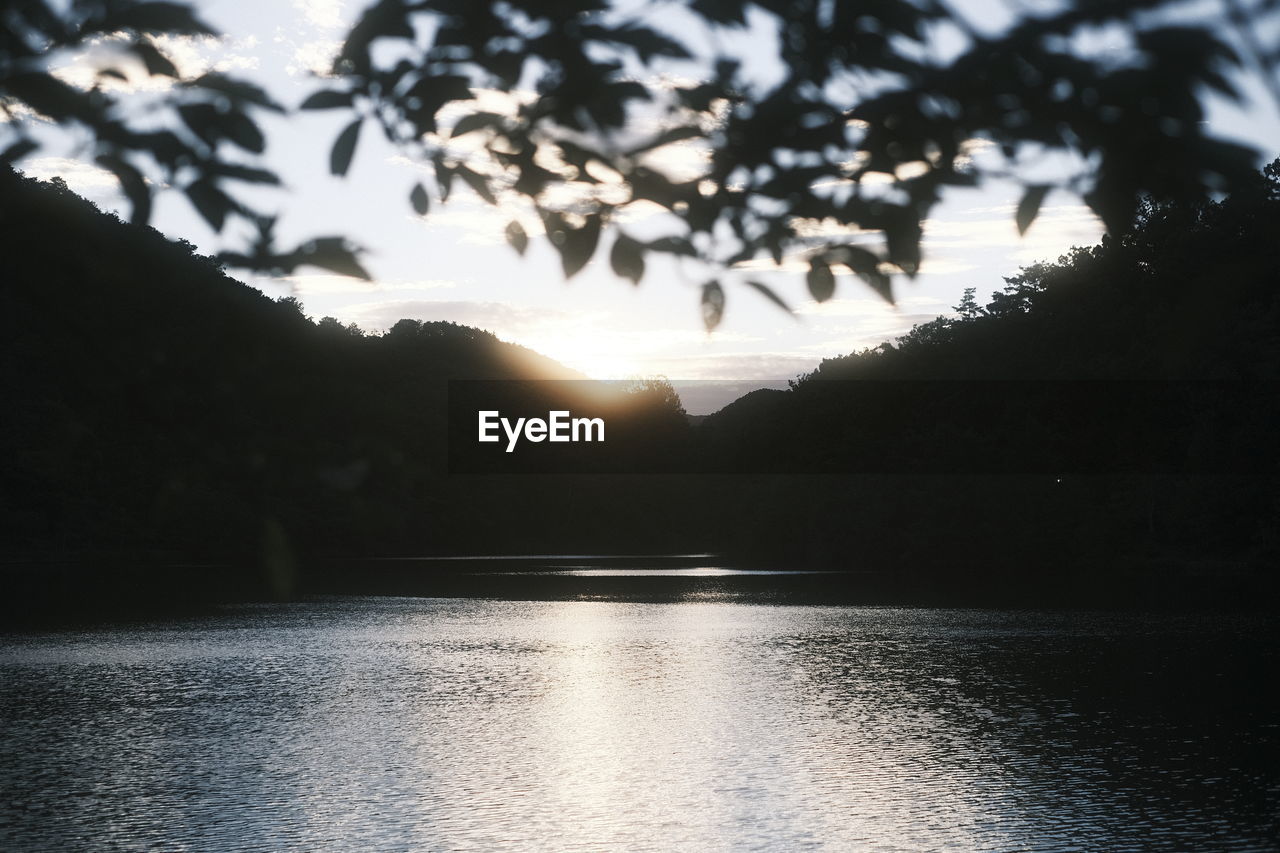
[693,162,1280,604]
[3,159,1277,615]
[1,167,694,613]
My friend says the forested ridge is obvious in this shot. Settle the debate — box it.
[2,160,1277,614]
[699,161,1280,601]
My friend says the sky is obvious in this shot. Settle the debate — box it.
[16,0,1280,412]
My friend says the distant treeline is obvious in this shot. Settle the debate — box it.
[1,161,1277,613]
[697,162,1280,604]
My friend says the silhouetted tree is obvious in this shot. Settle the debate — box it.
[0,0,365,277]
[306,0,1280,319]
[4,0,1279,324]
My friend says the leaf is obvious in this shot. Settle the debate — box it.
[177,103,220,145]
[610,234,645,285]
[300,90,354,110]
[296,237,371,280]
[0,138,38,163]
[185,178,236,232]
[339,0,414,74]
[505,221,528,255]
[585,22,694,63]
[832,245,893,303]
[450,111,502,138]
[626,125,702,156]
[211,162,281,185]
[330,118,362,176]
[806,258,836,303]
[410,183,430,215]
[701,280,726,331]
[455,164,496,204]
[1016,184,1051,236]
[96,153,151,225]
[130,41,178,77]
[744,279,794,314]
[434,157,454,202]
[645,235,697,257]
[1,73,91,123]
[881,207,922,276]
[224,110,265,153]
[558,214,602,279]
[188,73,283,112]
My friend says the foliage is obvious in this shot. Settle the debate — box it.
[0,0,366,277]
[801,157,1280,381]
[312,0,1280,321]
[3,159,1278,609]
[4,0,1278,324]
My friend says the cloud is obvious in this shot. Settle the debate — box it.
[49,34,261,94]
[18,157,120,192]
[283,38,342,77]
[276,0,348,77]
[293,0,347,30]
[922,203,1100,249]
[650,353,819,381]
[342,299,591,337]
[280,275,456,296]
[795,311,946,354]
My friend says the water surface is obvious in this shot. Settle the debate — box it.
[1,597,1276,851]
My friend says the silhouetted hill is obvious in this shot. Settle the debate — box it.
[694,162,1280,604]
[3,159,1278,617]
[3,168,682,612]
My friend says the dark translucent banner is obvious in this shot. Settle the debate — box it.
[447,380,1277,475]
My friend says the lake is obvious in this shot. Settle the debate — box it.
[1,584,1277,851]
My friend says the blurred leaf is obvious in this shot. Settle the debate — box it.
[558,214,602,279]
[506,221,528,255]
[339,0,412,74]
[434,157,454,202]
[806,257,836,302]
[744,279,794,314]
[2,73,91,123]
[1016,185,1051,236]
[296,237,371,279]
[701,280,726,331]
[626,125,702,156]
[211,163,281,185]
[0,138,38,163]
[223,110,265,153]
[129,41,178,77]
[177,102,266,154]
[330,118,362,176]
[833,246,894,303]
[882,208,922,276]
[301,90,354,110]
[96,153,151,225]
[177,103,220,146]
[610,233,645,284]
[450,111,502,138]
[410,183,430,215]
[586,23,694,63]
[188,73,283,112]
[455,164,497,204]
[646,236,697,257]
[185,178,236,232]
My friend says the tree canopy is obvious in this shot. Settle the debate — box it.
[3,0,1278,323]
